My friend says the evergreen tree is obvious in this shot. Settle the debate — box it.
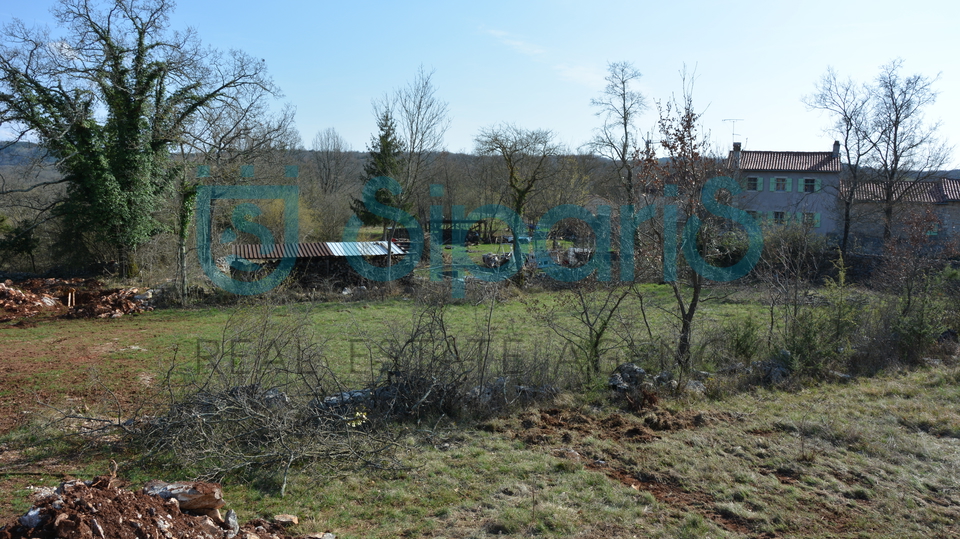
[350,110,408,227]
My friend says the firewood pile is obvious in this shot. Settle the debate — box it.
[0,278,153,322]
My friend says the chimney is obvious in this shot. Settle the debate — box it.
[732,142,741,168]
[832,140,840,157]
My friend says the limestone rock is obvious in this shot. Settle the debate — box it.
[143,480,225,511]
[273,514,298,526]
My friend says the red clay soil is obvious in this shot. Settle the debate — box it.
[0,317,162,435]
[0,475,296,539]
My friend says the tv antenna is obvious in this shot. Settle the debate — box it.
[722,118,743,147]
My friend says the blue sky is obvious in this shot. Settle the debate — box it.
[4,0,960,166]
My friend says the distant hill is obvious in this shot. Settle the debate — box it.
[0,141,55,166]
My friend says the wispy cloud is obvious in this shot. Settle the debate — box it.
[553,63,605,89]
[485,29,546,57]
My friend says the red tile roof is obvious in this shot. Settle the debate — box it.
[843,178,960,204]
[730,151,841,173]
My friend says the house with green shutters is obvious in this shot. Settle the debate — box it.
[728,141,842,234]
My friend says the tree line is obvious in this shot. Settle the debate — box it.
[0,0,951,289]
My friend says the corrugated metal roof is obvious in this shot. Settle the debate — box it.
[843,178,960,204]
[730,151,842,173]
[232,241,405,261]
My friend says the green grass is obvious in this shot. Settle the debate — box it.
[3,285,960,537]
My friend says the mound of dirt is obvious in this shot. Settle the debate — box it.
[0,474,305,539]
[0,279,152,323]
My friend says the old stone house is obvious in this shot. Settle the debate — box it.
[728,141,843,235]
[844,177,960,250]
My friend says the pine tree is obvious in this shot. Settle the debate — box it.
[350,110,408,227]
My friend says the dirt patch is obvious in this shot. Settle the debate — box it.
[501,407,736,448]
[0,475,300,539]
[490,406,762,535]
[0,320,161,435]
[590,464,762,536]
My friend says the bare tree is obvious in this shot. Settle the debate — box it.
[869,59,951,240]
[309,127,353,195]
[371,66,450,218]
[475,124,566,281]
[806,59,952,245]
[804,67,871,257]
[640,71,731,381]
[173,94,298,304]
[589,61,647,204]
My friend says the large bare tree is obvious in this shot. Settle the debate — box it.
[475,124,566,282]
[370,65,450,220]
[806,59,952,245]
[588,61,647,205]
[309,127,353,196]
[804,67,871,257]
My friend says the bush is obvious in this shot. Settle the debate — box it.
[139,306,400,495]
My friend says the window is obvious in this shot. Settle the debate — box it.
[775,177,787,191]
[802,213,815,226]
[747,177,759,191]
[746,210,758,220]
[803,178,816,193]
[773,211,785,225]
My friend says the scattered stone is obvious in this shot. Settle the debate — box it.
[198,516,223,537]
[654,371,674,386]
[685,380,706,395]
[225,510,240,538]
[828,370,853,382]
[272,515,298,526]
[17,507,44,528]
[142,480,226,511]
[2,475,318,539]
[920,357,943,368]
[0,278,152,323]
[756,352,792,385]
[608,363,646,391]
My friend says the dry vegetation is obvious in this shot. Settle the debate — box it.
[1,273,959,538]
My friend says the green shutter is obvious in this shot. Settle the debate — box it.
[786,178,793,192]
[795,212,803,224]
[767,211,774,222]
[814,213,821,228]
[758,177,764,192]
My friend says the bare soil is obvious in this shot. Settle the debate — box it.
[0,474,297,539]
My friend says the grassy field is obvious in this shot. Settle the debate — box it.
[1,285,959,538]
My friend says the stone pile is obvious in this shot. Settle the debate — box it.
[0,473,335,539]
